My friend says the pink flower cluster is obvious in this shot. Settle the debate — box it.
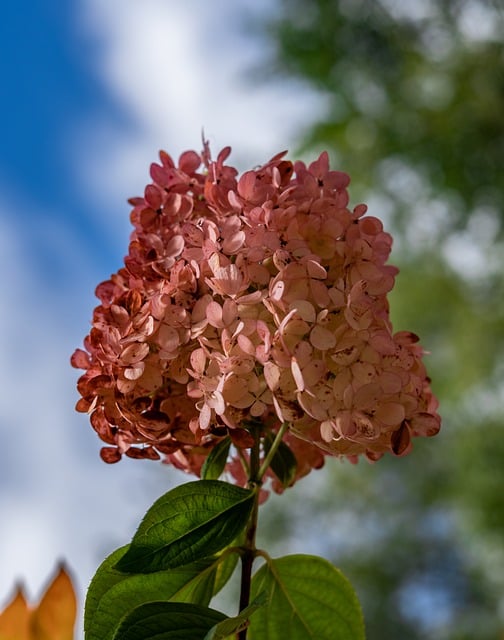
[72,143,440,490]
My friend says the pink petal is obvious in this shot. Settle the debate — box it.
[306,260,327,280]
[215,145,232,164]
[237,171,258,199]
[391,422,411,455]
[291,357,305,391]
[250,400,267,417]
[310,280,331,308]
[335,411,355,437]
[230,393,255,409]
[100,447,122,463]
[183,223,204,246]
[190,348,206,375]
[379,372,403,394]
[237,334,255,355]
[353,383,381,409]
[223,377,249,403]
[206,301,223,327]
[222,300,237,325]
[237,290,263,305]
[351,362,376,386]
[310,325,337,350]
[124,362,145,380]
[178,150,201,173]
[297,391,328,421]
[157,325,180,352]
[228,190,243,211]
[344,306,373,331]
[302,360,325,386]
[222,230,246,254]
[166,234,185,258]
[121,342,149,365]
[375,402,405,426]
[270,280,285,302]
[410,412,441,437]
[353,204,368,218]
[199,403,212,430]
[320,420,336,442]
[272,394,285,421]
[290,300,316,323]
[71,348,90,369]
[144,184,163,210]
[293,340,313,368]
[264,362,281,390]
[360,216,383,235]
[208,390,226,415]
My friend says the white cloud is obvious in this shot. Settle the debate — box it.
[0,205,185,632]
[73,0,324,214]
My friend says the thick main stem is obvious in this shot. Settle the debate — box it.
[237,423,290,639]
[238,431,261,640]
[238,491,259,613]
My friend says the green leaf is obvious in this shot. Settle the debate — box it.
[263,433,298,488]
[249,554,366,640]
[204,591,269,640]
[116,480,255,573]
[201,437,231,480]
[85,546,129,635]
[85,545,221,640]
[212,547,240,596]
[112,602,227,640]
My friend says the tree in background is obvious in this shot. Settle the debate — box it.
[252,1,504,637]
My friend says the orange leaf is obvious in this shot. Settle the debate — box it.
[29,563,77,640]
[0,586,30,640]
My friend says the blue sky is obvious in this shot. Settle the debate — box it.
[0,0,324,624]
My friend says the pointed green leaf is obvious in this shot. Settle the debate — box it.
[85,546,130,634]
[204,591,269,640]
[112,602,227,640]
[116,480,255,573]
[85,545,220,640]
[201,437,231,480]
[263,433,298,488]
[249,554,366,640]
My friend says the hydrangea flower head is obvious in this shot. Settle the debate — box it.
[72,142,440,490]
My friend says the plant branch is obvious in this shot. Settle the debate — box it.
[257,421,289,482]
[238,422,290,638]
[238,430,261,640]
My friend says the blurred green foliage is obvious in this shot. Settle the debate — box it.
[254,1,504,637]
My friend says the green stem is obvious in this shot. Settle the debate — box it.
[238,430,261,640]
[236,445,251,476]
[257,421,289,482]
[237,422,290,639]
